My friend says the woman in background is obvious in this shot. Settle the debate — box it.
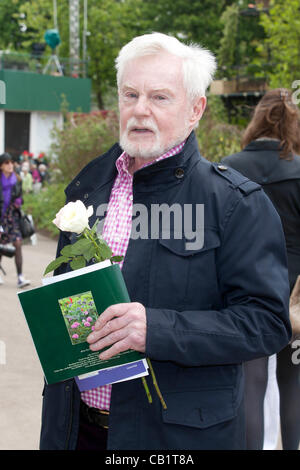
[0,152,30,288]
[223,88,300,450]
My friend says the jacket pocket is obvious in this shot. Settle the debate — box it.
[162,387,237,429]
[158,228,220,256]
[150,229,221,309]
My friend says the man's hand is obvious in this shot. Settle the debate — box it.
[87,302,146,360]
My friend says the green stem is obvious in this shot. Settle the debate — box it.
[83,228,101,262]
[146,358,167,410]
[141,376,152,404]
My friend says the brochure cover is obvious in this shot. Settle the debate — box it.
[18,263,144,384]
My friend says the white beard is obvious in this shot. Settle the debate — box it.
[120,117,190,159]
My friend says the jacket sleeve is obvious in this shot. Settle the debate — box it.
[145,189,292,366]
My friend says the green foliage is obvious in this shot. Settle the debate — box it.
[18,0,69,57]
[44,219,122,275]
[255,0,300,88]
[22,182,66,238]
[217,2,266,79]
[139,0,235,53]
[50,110,119,182]
[0,0,27,50]
[86,0,146,108]
[196,96,243,162]
[217,3,239,78]
[8,0,239,108]
[16,0,146,107]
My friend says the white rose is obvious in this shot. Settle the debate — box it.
[53,200,93,234]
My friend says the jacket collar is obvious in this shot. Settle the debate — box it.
[65,131,201,202]
[132,131,200,192]
[243,139,281,152]
[230,139,300,184]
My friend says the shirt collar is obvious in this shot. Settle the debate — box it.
[115,140,186,178]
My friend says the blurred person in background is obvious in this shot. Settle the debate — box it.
[20,161,33,194]
[38,163,49,185]
[13,160,21,176]
[0,153,30,288]
[31,163,42,193]
[223,88,300,450]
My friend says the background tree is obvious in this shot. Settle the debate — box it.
[217,1,266,79]
[217,3,239,78]
[16,0,146,108]
[255,0,300,88]
[4,0,269,109]
[18,0,69,57]
[139,0,236,53]
[86,0,146,108]
[0,0,28,50]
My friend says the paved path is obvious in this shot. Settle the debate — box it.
[0,233,57,450]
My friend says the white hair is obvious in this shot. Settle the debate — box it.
[115,32,217,101]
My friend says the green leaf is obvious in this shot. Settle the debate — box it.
[90,218,100,235]
[110,255,123,263]
[71,238,92,255]
[83,244,97,262]
[43,256,70,275]
[70,256,86,270]
[60,244,74,257]
[95,239,112,260]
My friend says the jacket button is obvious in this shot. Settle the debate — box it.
[217,165,227,171]
[175,168,185,179]
[76,180,80,186]
[84,193,89,199]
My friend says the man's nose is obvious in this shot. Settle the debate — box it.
[133,96,151,116]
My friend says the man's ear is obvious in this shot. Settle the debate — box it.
[190,96,207,128]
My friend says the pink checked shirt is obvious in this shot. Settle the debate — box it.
[81,141,185,410]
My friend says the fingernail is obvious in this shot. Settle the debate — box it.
[87,334,94,343]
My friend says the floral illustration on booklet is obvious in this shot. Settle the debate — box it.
[58,290,98,345]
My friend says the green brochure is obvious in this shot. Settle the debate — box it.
[18,262,143,384]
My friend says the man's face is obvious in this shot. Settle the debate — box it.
[118,52,205,160]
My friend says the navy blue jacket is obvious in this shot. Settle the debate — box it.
[222,140,300,289]
[40,132,291,450]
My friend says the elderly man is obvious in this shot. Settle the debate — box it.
[40,33,291,450]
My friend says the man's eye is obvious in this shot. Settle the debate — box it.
[125,92,138,99]
[154,95,166,101]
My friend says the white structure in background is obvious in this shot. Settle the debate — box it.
[0,109,63,157]
[29,111,63,157]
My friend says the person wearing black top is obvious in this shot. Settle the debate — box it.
[223,88,300,450]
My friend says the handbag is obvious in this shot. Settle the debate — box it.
[18,209,35,239]
[289,275,300,340]
[0,243,16,257]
